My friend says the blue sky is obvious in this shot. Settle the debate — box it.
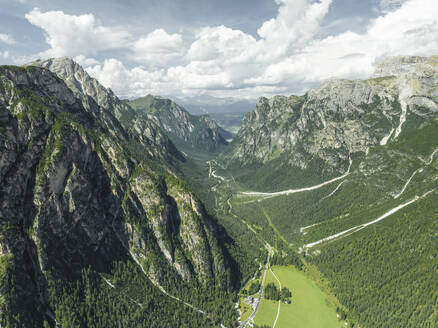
[0,0,436,101]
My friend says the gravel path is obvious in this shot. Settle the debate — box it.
[305,190,434,249]
[241,159,352,198]
[270,267,282,328]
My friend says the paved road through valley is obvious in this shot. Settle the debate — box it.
[239,249,272,328]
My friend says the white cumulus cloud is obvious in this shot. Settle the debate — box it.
[258,0,332,52]
[247,0,438,89]
[27,0,438,101]
[86,59,171,98]
[73,55,99,67]
[187,26,257,63]
[131,29,185,67]
[25,9,185,68]
[25,8,131,57]
[0,34,16,45]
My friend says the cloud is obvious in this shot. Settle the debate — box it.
[86,59,171,98]
[131,29,185,67]
[0,34,16,45]
[73,55,99,67]
[86,58,285,100]
[25,8,185,67]
[187,26,256,63]
[0,51,10,59]
[379,0,407,13]
[172,0,333,94]
[25,0,438,101]
[186,0,438,97]
[258,0,332,51]
[25,8,131,57]
[185,25,260,86]
[246,0,438,88]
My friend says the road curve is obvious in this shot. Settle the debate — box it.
[239,250,271,328]
[241,159,352,198]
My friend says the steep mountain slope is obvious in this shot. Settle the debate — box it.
[221,56,438,328]
[31,58,136,122]
[304,120,438,328]
[128,95,231,152]
[224,56,438,191]
[0,64,237,327]
[31,58,187,162]
[33,57,231,153]
[2,54,437,328]
[229,117,438,327]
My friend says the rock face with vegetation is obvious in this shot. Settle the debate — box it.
[32,58,136,122]
[0,62,236,327]
[128,95,231,152]
[31,58,184,162]
[220,56,438,328]
[373,55,438,77]
[2,54,438,328]
[226,56,438,179]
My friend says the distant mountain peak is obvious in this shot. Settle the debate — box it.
[373,55,438,77]
[225,55,438,185]
[128,94,231,152]
[30,57,117,109]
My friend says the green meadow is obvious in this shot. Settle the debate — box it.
[254,266,342,328]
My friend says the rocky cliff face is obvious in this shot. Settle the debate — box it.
[0,64,234,326]
[373,55,438,77]
[31,57,135,121]
[226,56,438,177]
[31,57,183,163]
[35,58,230,153]
[128,95,230,152]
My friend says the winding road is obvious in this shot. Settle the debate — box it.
[241,159,352,198]
[394,148,438,199]
[239,249,272,328]
[304,190,435,249]
[321,180,347,201]
[207,160,227,181]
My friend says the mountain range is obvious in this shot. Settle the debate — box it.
[0,55,437,328]
[127,94,232,153]
[224,55,438,190]
[0,59,237,327]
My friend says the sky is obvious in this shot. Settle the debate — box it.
[0,0,437,103]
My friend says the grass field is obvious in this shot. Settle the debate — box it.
[254,266,343,328]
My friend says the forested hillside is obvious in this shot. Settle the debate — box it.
[1,55,437,328]
[216,56,438,328]
[0,62,238,328]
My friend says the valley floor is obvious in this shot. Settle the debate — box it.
[254,266,341,328]
[181,124,438,328]
[201,160,345,328]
